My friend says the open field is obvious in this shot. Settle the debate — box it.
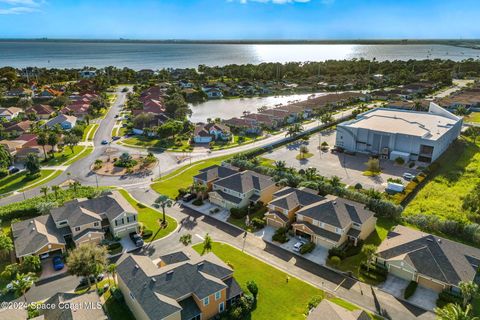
[465,112,480,123]
[192,242,378,320]
[122,136,191,151]
[151,154,233,198]
[403,137,480,223]
[83,124,99,141]
[42,146,87,166]
[118,189,177,242]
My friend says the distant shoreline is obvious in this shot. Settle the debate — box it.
[0,38,479,47]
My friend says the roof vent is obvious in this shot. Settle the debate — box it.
[29,220,34,224]
[437,239,441,243]
[333,201,337,205]
[151,277,156,283]
[134,264,139,269]
[32,227,35,231]
[426,238,433,242]
[197,262,204,270]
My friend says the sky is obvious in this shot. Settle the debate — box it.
[0,0,479,39]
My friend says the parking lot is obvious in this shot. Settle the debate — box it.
[263,129,419,191]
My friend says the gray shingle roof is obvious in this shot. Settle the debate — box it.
[213,170,275,194]
[210,190,243,204]
[194,165,238,183]
[307,300,370,320]
[41,292,107,320]
[179,297,201,320]
[376,225,480,286]
[11,215,66,257]
[270,187,323,211]
[50,203,102,228]
[295,221,342,242]
[296,195,374,229]
[116,249,240,320]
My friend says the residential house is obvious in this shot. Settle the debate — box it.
[132,113,169,136]
[307,299,370,320]
[0,107,22,120]
[45,114,77,130]
[265,187,324,228]
[11,191,139,260]
[291,194,376,249]
[37,292,107,320]
[242,113,277,129]
[79,70,97,79]
[179,80,194,89]
[61,103,90,119]
[203,88,223,99]
[375,225,480,293]
[209,170,279,210]
[5,87,33,97]
[0,133,41,158]
[116,248,243,320]
[26,104,55,120]
[193,122,231,144]
[223,117,262,135]
[4,120,32,135]
[193,165,239,191]
[36,88,62,98]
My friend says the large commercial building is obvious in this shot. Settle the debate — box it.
[335,102,462,163]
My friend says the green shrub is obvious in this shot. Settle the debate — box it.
[395,157,405,165]
[404,281,418,299]
[251,217,265,229]
[436,290,463,308]
[272,227,288,243]
[300,242,315,254]
[230,207,248,219]
[192,199,204,206]
[107,242,122,250]
[354,183,363,190]
[329,256,341,267]
[142,229,153,239]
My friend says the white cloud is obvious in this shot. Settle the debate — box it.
[0,0,43,14]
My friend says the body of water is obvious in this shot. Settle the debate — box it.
[1,42,480,69]
[189,92,328,123]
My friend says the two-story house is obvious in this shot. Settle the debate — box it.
[209,170,279,210]
[193,165,239,191]
[292,195,376,249]
[116,248,243,320]
[11,191,139,260]
[265,187,376,249]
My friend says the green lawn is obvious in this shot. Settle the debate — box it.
[192,242,377,320]
[83,124,99,141]
[117,189,177,242]
[42,146,87,166]
[210,134,256,151]
[0,170,57,195]
[151,154,233,198]
[122,136,192,151]
[404,137,480,223]
[327,217,396,285]
[20,170,63,191]
[63,146,94,166]
[465,112,480,123]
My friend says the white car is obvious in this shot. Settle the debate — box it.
[293,240,306,252]
[402,173,415,181]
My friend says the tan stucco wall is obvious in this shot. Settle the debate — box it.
[258,184,281,205]
[357,216,377,241]
[193,288,227,320]
[71,221,102,238]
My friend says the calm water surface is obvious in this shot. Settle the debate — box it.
[189,92,328,123]
[1,42,479,69]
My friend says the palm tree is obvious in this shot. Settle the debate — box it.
[459,281,479,308]
[299,145,309,159]
[106,263,117,286]
[154,195,173,223]
[70,181,81,193]
[274,160,286,174]
[435,303,478,320]
[11,272,36,303]
[22,255,41,272]
[304,167,319,181]
[330,175,342,188]
[202,233,213,255]
[40,186,49,199]
[51,185,60,200]
[285,123,304,138]
[320,112,334,125]
[36,131,48,160]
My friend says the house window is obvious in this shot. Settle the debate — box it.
[215,291,221,301]
[219,302,225,313]
[74,227,80,232]
[115,220,118,226]
[127,216,130,223]
[203,297,210,306]
[353,222,361,228]
[94,222,99,227]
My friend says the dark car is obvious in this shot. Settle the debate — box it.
[52,256,64,271]
[79,273,104,286]
[130,232,144,247]
[101,140,109,145]
[182,193,196,202]
[8,166,20,174]
[112,136,121,141]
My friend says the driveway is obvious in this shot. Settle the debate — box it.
[255,226,328,265]
[181,200,230,222]
[119,236,139,253]
[379,275,438,311]
[263,129,419,191]
[39,256,68,280]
